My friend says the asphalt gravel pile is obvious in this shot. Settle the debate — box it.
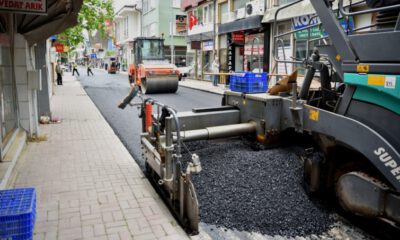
[181,139,334,237]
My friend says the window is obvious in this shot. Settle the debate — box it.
[208,4,214,23]
[124,17,128,39]
[193,7,203,24]
[233,0,247,10]
[219,2,228,23]
[141,39,164,59]
[172,0,181,8]
[143,0,156,13]
[203,5,208,24]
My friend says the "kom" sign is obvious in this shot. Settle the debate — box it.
[0,0,47,15]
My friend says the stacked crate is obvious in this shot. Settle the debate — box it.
[0,188,36,240]
[230,72,268,93]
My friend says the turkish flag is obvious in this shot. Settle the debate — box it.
[189,14,198,30]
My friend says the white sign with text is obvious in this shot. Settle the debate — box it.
[0,0,47,14]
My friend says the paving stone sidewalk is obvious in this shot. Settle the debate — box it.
[11,74,189,240]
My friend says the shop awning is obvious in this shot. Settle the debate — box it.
[262,0,352,23]
[186,31,214,42]
[218,15,263,35]
[17,0,83,45]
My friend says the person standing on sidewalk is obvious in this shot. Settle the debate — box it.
[56,61,63,85]
[72,62,80,76]
[87,62,94,76]
[211,57,220,86]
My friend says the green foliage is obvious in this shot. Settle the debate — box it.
[58,0,114,48]
[105,50,115,57]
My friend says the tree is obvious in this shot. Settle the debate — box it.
[58,0,114,49]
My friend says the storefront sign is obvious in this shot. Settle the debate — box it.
[293,14,354,40]
[227,36,235,73]
[54,43,64,53]
[203,41,213,51]
[293,15,323,39]
[176,15,187,33]
[0,0,47,15]
[232,32,245,45]
[191,41,201,50]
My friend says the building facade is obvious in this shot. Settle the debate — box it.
[181,0,217,80]
[0,1,82,186]
[114,3,142,71]
[180,0,369,86]
[142,0,187,66]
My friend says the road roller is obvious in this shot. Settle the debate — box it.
[119,0,400,235]
[128,37,179,94]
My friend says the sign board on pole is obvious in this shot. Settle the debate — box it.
[54,43,64,53]
[0,0,47,15]
[203,41,213,51]
[90,53,97,59]
[176,15,187,33]
[191,41,201,50]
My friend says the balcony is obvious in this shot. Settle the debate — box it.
[181,0,204,11]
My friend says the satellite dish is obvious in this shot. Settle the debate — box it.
[246,4,253,15]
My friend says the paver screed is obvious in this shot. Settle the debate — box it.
[11,74,189,240]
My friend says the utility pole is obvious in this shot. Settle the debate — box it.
[170,0,175,64]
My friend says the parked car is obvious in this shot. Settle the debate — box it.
[177,63,194,81]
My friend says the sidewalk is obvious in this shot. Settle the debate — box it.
[10,74,189,240]
[179,78,227,95]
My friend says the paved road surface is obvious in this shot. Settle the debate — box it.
[79,69,221,169]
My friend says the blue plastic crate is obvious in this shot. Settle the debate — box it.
[0,188,36,240]
[230,71,268,93]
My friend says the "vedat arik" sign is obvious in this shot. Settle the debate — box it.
[0,0,47,15]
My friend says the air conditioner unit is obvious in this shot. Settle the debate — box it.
[245,0,265,17]
[235,8,246,20]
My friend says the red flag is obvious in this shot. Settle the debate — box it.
[189,14,198,30]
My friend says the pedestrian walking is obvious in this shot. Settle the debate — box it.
[56,61,63,85]
[87,63,94,76]
[116,62,120,73]
[72,62,80,76]
[211,57,220,86]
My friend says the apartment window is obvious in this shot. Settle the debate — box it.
[172,0,181,8]
[143,0,156,13]
[193,7,203,24]
[219,2,228,23]
[233,0,247,10]
[124,17,129,39]
[208,4,214,23]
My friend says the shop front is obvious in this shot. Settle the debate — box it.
[218,15,270,75]
[187,31,214,80]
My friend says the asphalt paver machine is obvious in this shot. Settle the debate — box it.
[119,0,400,234]
[128,37,179,94]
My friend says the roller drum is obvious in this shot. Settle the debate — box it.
[142,76,179,94]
